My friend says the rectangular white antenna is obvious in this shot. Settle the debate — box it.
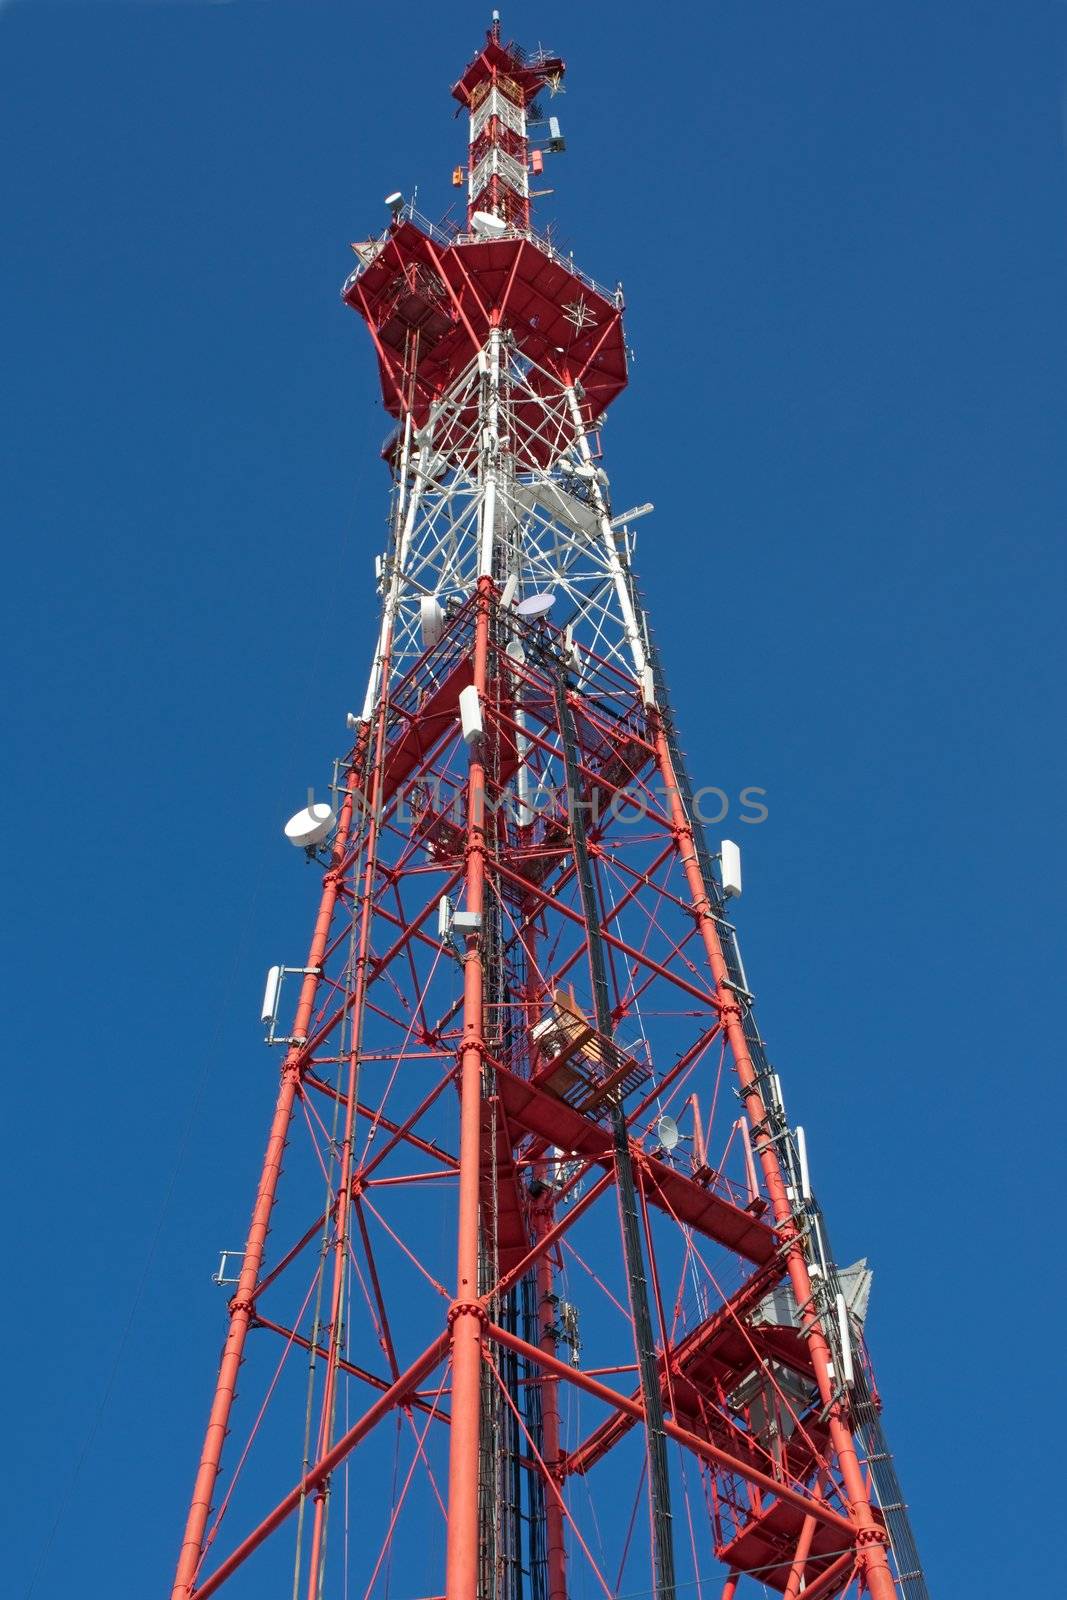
[796,1124,811,1200]
[437,895,452,942]
[459,684,483,746]
[721,839,742,898]
[261,965,281,1028]
[420,596,445,647]
[835,1291,856,1385]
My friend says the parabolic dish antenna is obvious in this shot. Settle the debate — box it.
[284,802,335,849]
[515,592,556,620]
[471,209,508,238]
[655,1115,680,1152]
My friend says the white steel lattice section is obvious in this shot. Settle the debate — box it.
[469,147,530,203]
[470,87,526,142]
[359,338,650,720]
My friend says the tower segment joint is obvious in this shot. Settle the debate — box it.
[447,1299,488,1328]
[281,1054,306,1083]
[457,1035,487,1056]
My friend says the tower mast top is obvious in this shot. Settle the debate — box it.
[342,18,624,462]
[451,14,565,233]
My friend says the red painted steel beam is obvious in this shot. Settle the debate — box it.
[489,1169,615,1301]
[253,1315,451,1425]
[492,854,721,1011]
[302,866,466,1059]
[352,279,411,415]
[514,1021,723,1174]
[624,1023,723,1129]
[359,1067,459,1183]
[303,1074,459,1169]
[570,309,623,391]
[444,578,494,1600]
[190,1332,449,1598]
[784,1513,819,1600]
[651,723,897,1599]
[482,1322,856,1541]
[563,1255,784,1476]
[531,1177,568,1600]
[779,1549,856,1600]
[248,1209,328,1305]
[171,755,365,1600]
[424,235,492,343]
[492,1063,777,1263]
[302,592,404,1600]
[487,694,656,795]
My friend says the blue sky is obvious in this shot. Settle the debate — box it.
[2,1,1065,1595]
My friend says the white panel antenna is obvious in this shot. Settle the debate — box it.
[260,966,281,1028]
[437,895,453,941]
[796,1125,812,1200]
[420,596,445,647]
[459,684,483,746]
[721,839,742,898]
[835,1292,856,1385]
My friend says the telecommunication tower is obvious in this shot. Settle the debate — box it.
[172,18,926,1600]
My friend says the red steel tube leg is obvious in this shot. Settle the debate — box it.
[533,1179,568,1600]
[652,726,892,1598]
[445,578,492,1600]
[302,674,395,1600]
[523,884,567,1600]
[780,1551,857,1600]
[783,1513,817,1600]
[171,764,362,1600]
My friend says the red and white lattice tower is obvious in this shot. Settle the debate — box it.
[172,18,926,1600]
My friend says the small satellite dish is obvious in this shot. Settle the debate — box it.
[471,209,508,238]
[516,592,556,620]
[284,802,335,849]
[505,638,525,665]
[655,1115,680,1153]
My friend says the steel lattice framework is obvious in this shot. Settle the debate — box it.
[172,19,926,1600]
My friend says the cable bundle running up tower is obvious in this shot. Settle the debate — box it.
[172,17,926,1600]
